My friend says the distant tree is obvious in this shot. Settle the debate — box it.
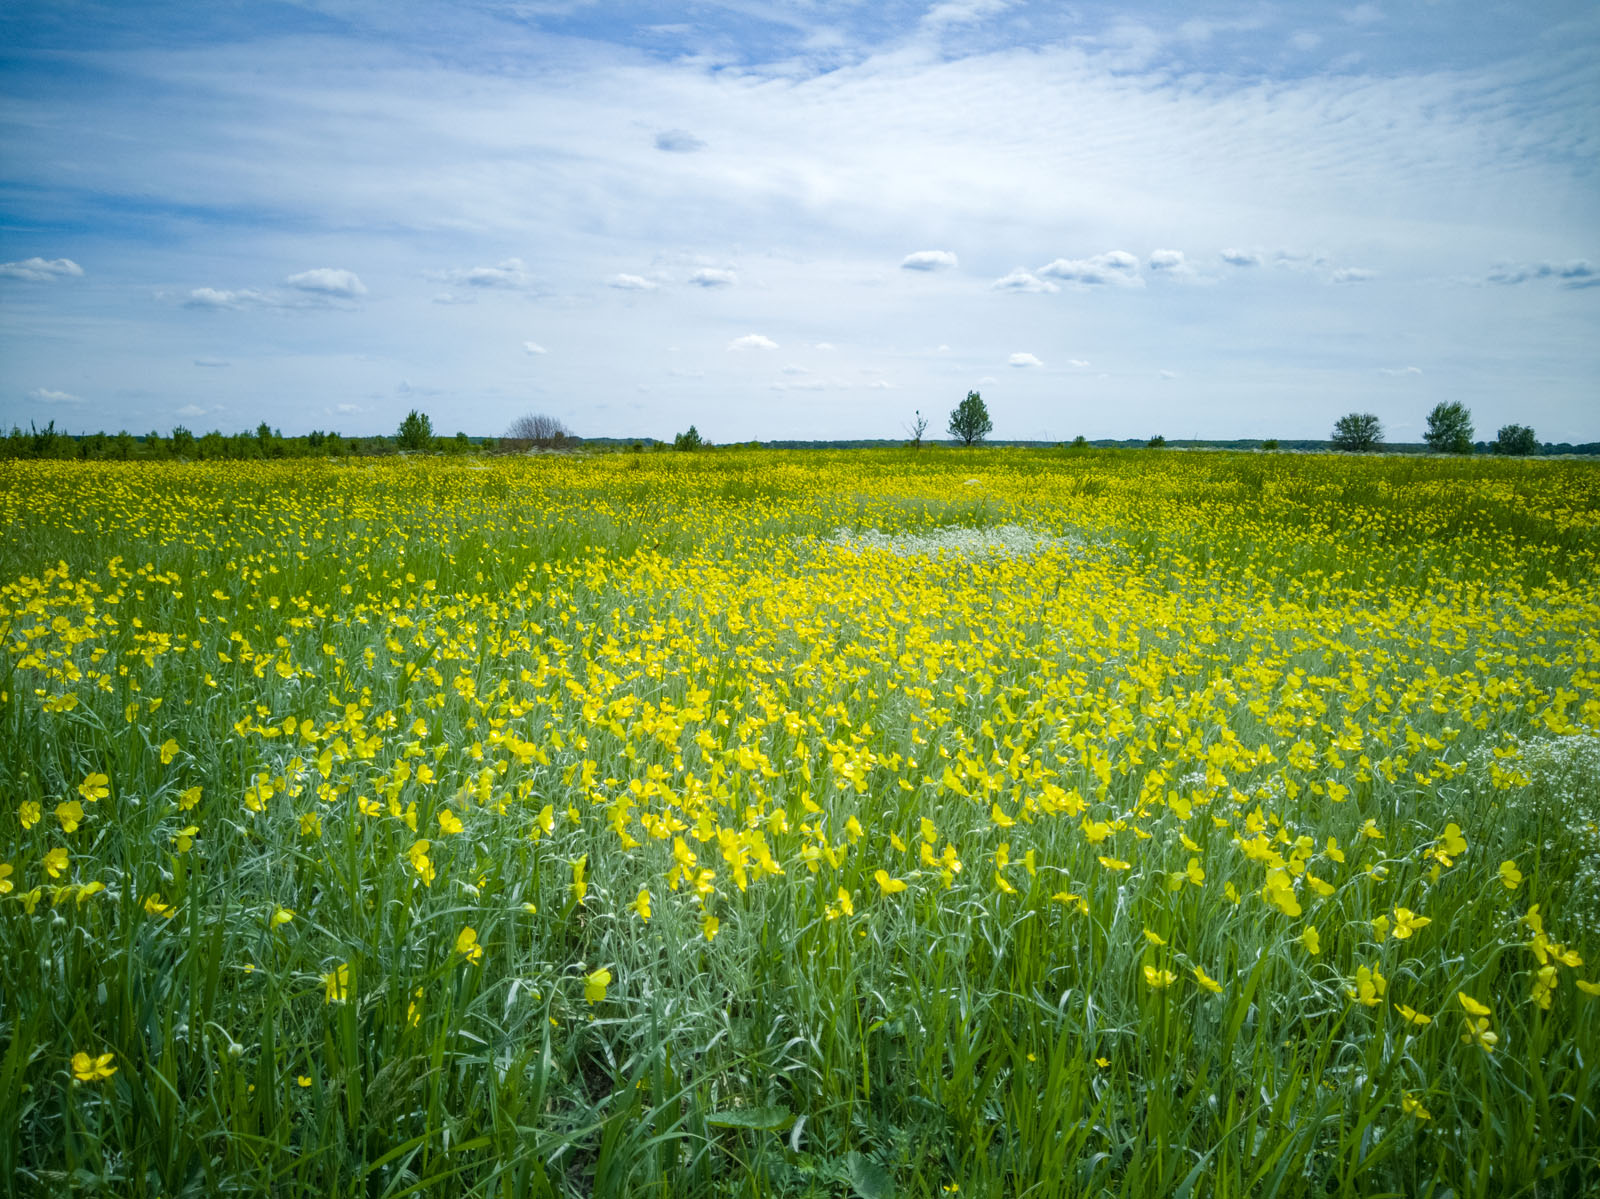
[905,409,930,449]
[948,391,992,446]
[1146,434,1167,449]
[1260,438,1280,452]
[673,425,703,451]
[1330,412,1384,452]
[1423,402,1474,454]
[1491,423,1538,456]
[504,412,574,450]
[1069,435,1089,449]
[170,426,195,457]
[397,409,434,452]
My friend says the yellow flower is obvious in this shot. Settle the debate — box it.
[159,739,180,765]
[632,887,652,921]
[1461,1016,1497,1053]
[1098,855,1130,872]
[174,825,198,854]
[1359,819,1383,841]
[571,856,588,904]
[78,773,110,803]
[407,839,435,886]
[1324,837,1345,863]
[1437,822,1466,857]
[890,832,908,853]
[144,894,173,919]
[1301,925,1321,956]
[702,912,720,941]
[1370,914,1389,941]
[0,863,11,895]
[323,963,349,1004]
[1575,979,1600,997]
[1347,965,1386,1007]
[178,786,202,811]
[1498,860,1522,890]
[298,812,322,839]
[1142,928,1166,947]
[989,803,1015,829]
[1390,908,1431,940]
[875,869,908,895]
[993,871,1017,895]
[455,926,483,964]
[1185,857,1205,886]
[438,809,463,835]
[72,1051,117,1082]
[1193,966,1223,994]
[297,1075,313,1088]
[835,887,854,916]
[1393,1003,1431,1027]
[1401,1092,1432,1121]
[43,847,68,879]
[1261,869,1301,917]
[584,968,612,1004]
[270,905,295,927]
[19,800,41,829]
[1143,965,1177,989]
[1457,992,1491,1018]
[845,815,864,840]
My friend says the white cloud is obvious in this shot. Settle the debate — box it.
[1148,248,1195,278]
[335,403,363,414]
[654,129,706,153]
[0,257,84,282]
[1158,369,1178,379]
[728,333,778,351]
[193,357,230,367]
[1331,267,1376,283]
[780,363,809,374]
[922,0,1013,31]
[434,258,531,289]
[688,267,737,287]
[1220,248,1262,267]
[901,249,959,271]
[1068,358,1090,367]
[522,341,547,355]
[1009,352,1042,367]
[1038,251,1143,286]
[868,379,896,389]
[1379,366,1423,376]
[991,268,1058,293]
[175,403,208,417]
[609,273,658,290]
[813,342,837,351]
[29,387,82,404]
[184,287,268,309]
[286,267,366,297]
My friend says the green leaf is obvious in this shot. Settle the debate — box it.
[844,1151,896,1199]
[705,1105,793,1131]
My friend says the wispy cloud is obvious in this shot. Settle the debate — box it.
[608,274,658,291]
[901,250,958,271]
[1486,259,1595,288]
[192,357,230,367]
[991,269,1058,293]
[29,387,82,404]
[0,257,84,282]
[1330,267,1376,283]
[432,259,531,289]
[654,129,706,153]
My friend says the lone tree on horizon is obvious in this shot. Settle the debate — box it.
[504,412,574,450]
[1330,412,1384,452]
[1491,423,1537,456]
[396,409,433,452]
[1423,401,1474,454]
[948,391,992,446]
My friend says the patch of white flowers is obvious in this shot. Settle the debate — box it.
[821,524,1080,560]
[1472,733,1600,913]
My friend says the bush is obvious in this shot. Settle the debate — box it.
[1261,439,1279,451]
[948,392,992,446]
[1330,412,1383,452]
[1423,402,1474,454]
[504,413,574,450]
[1492,424,1538,456]
[1146,435,1167,449]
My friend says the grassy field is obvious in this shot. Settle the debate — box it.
[2,447,1598,1197]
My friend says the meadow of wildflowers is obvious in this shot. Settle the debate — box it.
[1,447,1596,1197]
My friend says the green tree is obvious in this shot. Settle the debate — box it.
[1423,402,1473,454]
[673,425,703,451]
[1330,412,1383,452]
[1146,434,1166,449]
[397,409,434,452]
[1491,424,1537,456]
[948,391,992,446]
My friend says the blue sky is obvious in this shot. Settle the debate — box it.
[2,1,1596,442]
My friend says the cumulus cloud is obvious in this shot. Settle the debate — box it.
[1148,249,1196,278]
[688,267,737,287]
[29,387,82,403]
[991,268,1058,293]
[654,129,706,153]
[0,257,84,282]
[286,267,366,297]
[1486,260,1595,288]
[433,258,530,289]
[522,341,547,355]
[728,333,778,350]
[1331,267,1376,283]
[901,250,958,271]
[609,273,658,290]
[193,357,230,367]
[1038,251,1142,286]
[1009,352,1043,367]
[1220,248,1262,267]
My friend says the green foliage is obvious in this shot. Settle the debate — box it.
[1146,434,1166,448]
[1492,423,1538,456]
[673,425,704,451]
[397,409,434,452]
[1261,438,1279,451]
[1423,401,1474,454]
[947,391,992,446]
[1330,412,1384,452]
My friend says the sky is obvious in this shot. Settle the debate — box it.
[1,1,1596,444]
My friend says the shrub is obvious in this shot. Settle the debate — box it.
[504,413,574,450]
